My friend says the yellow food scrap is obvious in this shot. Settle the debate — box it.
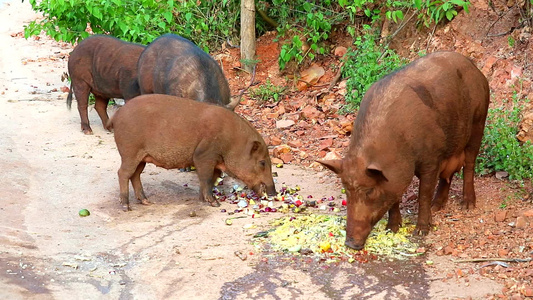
[257,214,420,260]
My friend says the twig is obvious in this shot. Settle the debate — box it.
[378,10,417,63]
[453,257,532,263]
[425,23,438,53]
[327,61,345,91]
[236,64,257,98]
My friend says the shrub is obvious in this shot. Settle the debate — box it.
[476,94,533,180]
[24,0,239,51]
[248,80,285,102]
[341,25,407,110]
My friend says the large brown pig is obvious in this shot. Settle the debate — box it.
[109,94,276,211]
[320,51,490,250]
[67,35,145,134]
[137,34,239,110]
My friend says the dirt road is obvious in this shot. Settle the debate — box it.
[0,1,504,299]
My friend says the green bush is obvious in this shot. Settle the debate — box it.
[476,94,533,180]
[248,79,285,102]
[24,0,239,51]
[341,25,407,110]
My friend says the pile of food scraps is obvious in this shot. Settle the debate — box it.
[254,214,422,261]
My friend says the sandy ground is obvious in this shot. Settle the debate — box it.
[0,1,506,299]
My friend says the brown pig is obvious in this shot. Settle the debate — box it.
[137,34,239,110]
[319,51,490,250]
[109,94,276,211]
[67,35,145,134]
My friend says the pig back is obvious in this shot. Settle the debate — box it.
[352,51,489,169]
[112,94,253,154]
[137,34,231,107]
[69,35,145,99]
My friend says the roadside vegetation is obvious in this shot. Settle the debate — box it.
[24,0,533,178]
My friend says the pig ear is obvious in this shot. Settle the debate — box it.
[317,160,343,175]
[366,163,388,182]
[250,141,261,155]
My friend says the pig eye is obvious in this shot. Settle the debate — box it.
[259,160,266,168]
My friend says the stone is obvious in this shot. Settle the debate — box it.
[522,209,533,217]
[273,145,291,157]
[271,158,283,165]
[495,171,509,179]
[276,119,295,129]
[515,216,527,229]
[270,136,282,146]
[334,46,347,57]
[301,106,322,120]
[279,153,293,163]
[319,138,334,150]
[494,210,507,222]
[323,151,342,160]
[497,248,509,256]
[287,140,303,148]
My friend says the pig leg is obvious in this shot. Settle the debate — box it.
[431,177,453,212]
[72,82,92,134]
[414,170,439,235]
[117,160,141,211]
[94,95,111,131]
[196,166,221,207]
[193,143,221,207]
[131,161,150,205]
[462,124,484,209]
[386,202,402,232]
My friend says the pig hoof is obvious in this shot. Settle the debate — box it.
[122,205,132,212]
[210,201,221,207]
[414,227,429,236]
[386,223,400,233]
[82,129,93,135]
[140,199,152,206]
[431,204,443,213]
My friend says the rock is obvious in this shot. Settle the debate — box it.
[515,216,527,229]
[522,209,533,217]
[334,46,347,57]
[319,138,334,150]
[482,55,499,75]
[271,157,283,165]
[494,210,507,222]
[297,63,325,91]
[273,145,291,157]
[495,171,509,179]
[323,151,342,161]
[266,112,279,119]
[279,153,293,163]
[276,119,295,129]
[287,140,303,148]
[498,248,509,256]
[301,106,322,120]
[523,286,533,297]
[270,136,282,146]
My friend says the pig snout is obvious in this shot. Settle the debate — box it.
[345,237,365,250]
[344,218,373,250]
[252,182,277,197]
[265,183,277,196]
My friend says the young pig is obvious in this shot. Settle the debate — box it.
[320,51,490,250]
[67,35,145,134]
[109,94,276,211]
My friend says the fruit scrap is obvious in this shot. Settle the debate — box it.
[255,214,420,260]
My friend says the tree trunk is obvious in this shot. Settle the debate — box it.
[240,0,256,73]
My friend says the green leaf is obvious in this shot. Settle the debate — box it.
[163,11,172,22]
